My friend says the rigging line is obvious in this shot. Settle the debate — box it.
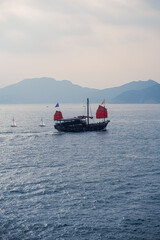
[90,105,94,122]
[82,103,86,116]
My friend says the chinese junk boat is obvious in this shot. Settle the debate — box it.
[54,98,110,132]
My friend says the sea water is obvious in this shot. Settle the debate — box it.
[0,104,160,240]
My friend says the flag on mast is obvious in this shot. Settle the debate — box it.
[55,103,59,107]
[101,99,105,105]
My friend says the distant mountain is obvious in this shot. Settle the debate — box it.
[0,77,97,104]
[89,79,158,103]
[112,83,160,103]
[0,77,159,104]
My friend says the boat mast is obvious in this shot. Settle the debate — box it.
[87,98,89,125]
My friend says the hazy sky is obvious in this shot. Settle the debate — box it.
[0,0,160,89]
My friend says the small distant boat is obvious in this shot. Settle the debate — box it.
[39,118,46,127]
[54,98,110,132]
[11,117,17,127]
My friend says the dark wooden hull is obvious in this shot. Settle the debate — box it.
[54,120,110,132]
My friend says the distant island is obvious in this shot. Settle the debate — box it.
[0,77,160,104]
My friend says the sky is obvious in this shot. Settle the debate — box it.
[0,0,160,89]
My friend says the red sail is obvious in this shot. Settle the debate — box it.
[96,105,107,119]
[54,111,63,121]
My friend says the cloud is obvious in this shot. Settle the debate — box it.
[0,0,160,54]
[0,0,160,88]
[0,0,96,53]
[143,0,160,10]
